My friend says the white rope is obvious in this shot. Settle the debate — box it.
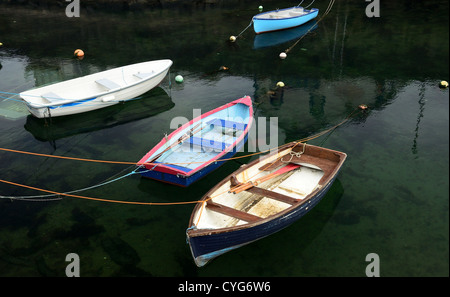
[281,143,307,163]
[284,0,336,54]
[236,18,254,38]
[305,0,316,9]
[0,166,139,201]
[296,0,305,7]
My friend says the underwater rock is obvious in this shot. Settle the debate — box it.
[126,217,155,227]
[36,256,60,277]
[71,207,95,224]
[114,265,153,277]
[27,213,48,238]
[333,211,360,225]
[53,222,105,240]
[0,247,30,267]
[101,237,141,268]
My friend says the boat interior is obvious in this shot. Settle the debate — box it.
[148,104,250,172]
[20,61,169,107]
[192,144,344,230]
[257,7,308,19]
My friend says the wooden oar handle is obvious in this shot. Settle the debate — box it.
[231,163,301,194]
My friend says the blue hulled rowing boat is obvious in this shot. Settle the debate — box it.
[253,6,319,34]
[186,141,346,267]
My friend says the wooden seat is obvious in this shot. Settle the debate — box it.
[245,186,300,205]
[206,201,261,223]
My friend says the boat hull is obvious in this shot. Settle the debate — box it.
[253,7,319,34]
[20,60,172,118]
[187,172,338,267]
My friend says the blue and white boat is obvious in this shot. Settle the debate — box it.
[253,6,319,34]
[186,141,346,267]
[20,60,172,118]
[137,96,253,187]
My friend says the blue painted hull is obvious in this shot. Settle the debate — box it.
[253,7,319,34]
[187,174,337,266]
[186,142,347,267]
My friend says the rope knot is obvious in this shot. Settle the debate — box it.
[281,144,306,163]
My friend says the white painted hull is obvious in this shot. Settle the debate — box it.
[20,59,172,118]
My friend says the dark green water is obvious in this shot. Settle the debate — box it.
[0,0,448,278]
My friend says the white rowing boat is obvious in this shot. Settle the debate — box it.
[20,59,173,118]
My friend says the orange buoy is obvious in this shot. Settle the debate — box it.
[74,49,84,58]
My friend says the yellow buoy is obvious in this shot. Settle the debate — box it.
[0,42,3,47]
[276,81,285,88]
[229,36,236,42]
[439,81,448,88]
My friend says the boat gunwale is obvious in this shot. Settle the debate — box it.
[186,142,346,238]
[20,59,173,109]
[253,7,319,21]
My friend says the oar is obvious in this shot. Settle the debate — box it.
[232,163,301,194]
[141,122,204,166]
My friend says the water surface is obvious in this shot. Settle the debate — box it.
[0,0,448,277]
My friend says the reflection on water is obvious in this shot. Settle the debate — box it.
[24,87,174,143]
[253,20,318,49]
[0,0,448,277]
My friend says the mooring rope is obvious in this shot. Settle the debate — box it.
[284,0,336,54]
[0,108,355,168]
[304,0,316,9]
[296,0,305,7]
[0,165,139,201]
[234,18,254,40]
[0,108,361,205]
